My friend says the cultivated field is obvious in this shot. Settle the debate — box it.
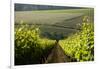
[15,12,83,25]
[15,8,94,65]
[15,9,94,38]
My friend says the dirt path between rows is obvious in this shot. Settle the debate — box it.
[45,42,77,63]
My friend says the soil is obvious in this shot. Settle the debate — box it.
[44,42,77,63]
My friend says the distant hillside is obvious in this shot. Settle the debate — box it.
[15,3,87,11]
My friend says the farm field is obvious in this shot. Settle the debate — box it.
[15,12,83,25]
[15,9,94,25]
[15,9,94,38]
[15,6,94,65]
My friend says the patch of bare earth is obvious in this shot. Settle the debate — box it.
[45,42,77,63]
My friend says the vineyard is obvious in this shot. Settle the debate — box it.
[15,23,55,65]
[60,22,94,62]
[15,8,94,65]
[15,22,94,65]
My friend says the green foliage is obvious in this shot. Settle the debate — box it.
[60,23,94,62]
[15,21,94,65]
[15,23,55,65]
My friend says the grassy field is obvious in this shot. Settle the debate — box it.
[15,9,94,23]
[15,8,94,39]
[15,12,83,24]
